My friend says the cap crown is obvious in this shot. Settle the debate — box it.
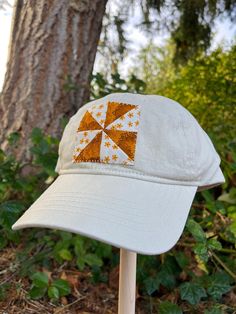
[56,93,224,189]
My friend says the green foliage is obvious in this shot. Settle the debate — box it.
[29,272,70,300]
[179,282,207,305]
[186,218,207,243]
[0,283,10,301]
[52,231,111,271]
[185,219,223,263]
[30,127,59,177]
[204,305,224,314]
[141,44,236,145]
[90,72,146,99]
[1,46,236,311]
[51,279,71,297]
[31,272,49,288]
[133,43,236,311]
[206,272,232,301]
[158,301,183,314]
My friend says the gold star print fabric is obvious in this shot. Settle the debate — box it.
[72,101,141,165]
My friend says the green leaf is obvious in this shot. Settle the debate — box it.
[0,284,10,301]
[228,221,236,237]
[227,205,236,219]
[180,282,207,305]
[201,190,214,203]
[91,265,108,284]
[31,272,49,288]
[58,249,73,261]
[158,256,180,289]
[0,201,24,229]
[29,286,47,299]
[51,279,71,296]
[30,128,43,144]
[186,219,206,243]
[0,233,8,249]
[204,306,224,314]
[175,252,189,269]
[7,132,20,146]
[94,242,112,258]
[143,276,160,295]
[193,243,209,262]
[48,286,60,299]
[59,231,73,241]
[0,286,6,301]
[207,239,222,251]
[158,301,183,314]
[74,236,85,256]
[84,253,103,267]
[207,272,232,300]
[76,257,85,270]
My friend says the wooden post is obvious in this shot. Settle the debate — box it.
[118,248,137,314]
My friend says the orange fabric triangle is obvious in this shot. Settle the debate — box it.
[104,102,137,128]
[74,131,102,162]
[104,129,137,160]
[77,111,103,132]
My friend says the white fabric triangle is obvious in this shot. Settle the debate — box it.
[100,131,131,165]
[88,102,108,129]
[73,130,101,158]
[106,107,140,132]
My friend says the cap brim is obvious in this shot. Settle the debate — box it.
[12,174,197,255]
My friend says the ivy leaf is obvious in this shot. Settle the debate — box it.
[51,279,71,297]
[158,301,183,314]
[175,252,189,270]
[186,219,206,243]
[158,256,180,289]
[48,286,60,299]
[207,272,232,300]
[180,282,207,305]
[207,239,222,251]
[29,286,47,299]
[31,272,49,288]
[91,265,108,284]
[193,243,209,262]
[143,276,160,295]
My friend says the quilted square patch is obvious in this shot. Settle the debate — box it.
[72,101,141,165]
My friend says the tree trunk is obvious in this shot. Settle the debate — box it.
[0,0,107,160]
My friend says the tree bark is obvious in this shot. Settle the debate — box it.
[0,0,107,160]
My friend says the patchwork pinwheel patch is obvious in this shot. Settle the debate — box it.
[72,101,141,165]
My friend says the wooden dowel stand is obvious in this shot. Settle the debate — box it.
[118,248,137,314]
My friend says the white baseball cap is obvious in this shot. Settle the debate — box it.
[12,93,225,255]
